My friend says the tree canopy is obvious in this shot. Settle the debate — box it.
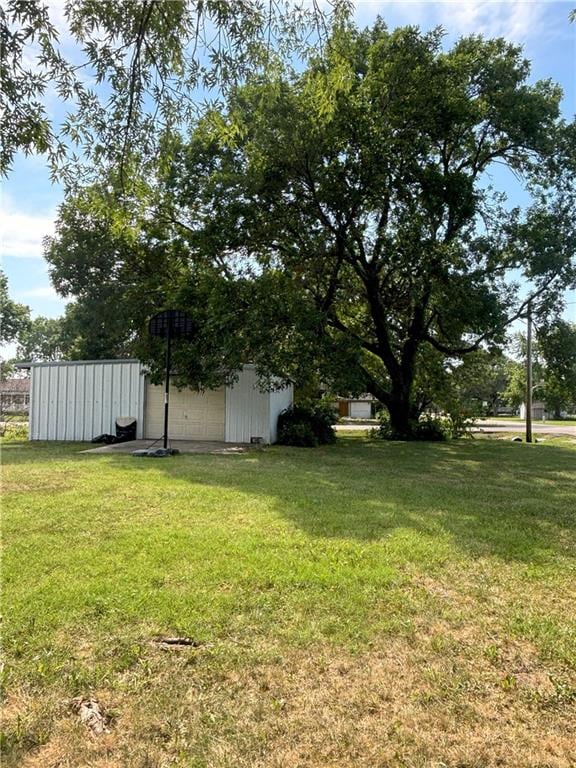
[1,0,349,184]
[45,21,576,435]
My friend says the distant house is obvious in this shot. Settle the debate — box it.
[519,401,547,420]
[0,378,30,414]
[335,394,377,420]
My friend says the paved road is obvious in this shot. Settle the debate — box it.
[473,420,576,437]
[335,420,576,437]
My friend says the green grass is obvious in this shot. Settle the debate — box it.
[2,434,576,767]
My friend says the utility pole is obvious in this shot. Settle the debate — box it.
[526,298,533,443]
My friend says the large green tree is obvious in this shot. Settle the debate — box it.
[164,23,574,435]
[45,23,576,435]
[45,182,323,386]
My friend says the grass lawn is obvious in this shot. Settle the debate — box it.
[2,434,575,767]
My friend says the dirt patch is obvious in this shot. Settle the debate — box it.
[72,697,110,735]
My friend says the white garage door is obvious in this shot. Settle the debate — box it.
[144,381,226,441]
[350,401,372,419]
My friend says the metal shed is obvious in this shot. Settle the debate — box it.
[23,360,292,444]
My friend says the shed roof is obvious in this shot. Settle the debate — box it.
[16,358,140,369]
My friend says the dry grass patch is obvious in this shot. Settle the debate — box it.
[4,636,575,768]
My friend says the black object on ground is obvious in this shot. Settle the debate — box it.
[92,417,137,444]
[115,417,137,442]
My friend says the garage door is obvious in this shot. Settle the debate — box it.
[350,401,372,419]
[144,381,226,441]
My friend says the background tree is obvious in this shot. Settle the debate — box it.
[0,270,30,345]
[503,324,576,418]
[0,358,24,381]
[538,320,576,417]
[15,316,70,362]
[446,351,511,417]
[502,359,528,412]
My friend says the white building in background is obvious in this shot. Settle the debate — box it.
[519,401,548,421]
[0,378,30,413]
[18,360,292,444]
[335,394,377,420]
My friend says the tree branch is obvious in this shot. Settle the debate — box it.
[358,364,391,407]
[119,0,156,190]
[326,313,380,356]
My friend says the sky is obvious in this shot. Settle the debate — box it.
[1,0,575,357]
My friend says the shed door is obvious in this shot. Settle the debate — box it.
[144,380,226,441]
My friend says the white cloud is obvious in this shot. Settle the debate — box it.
[354,1,564,44]
[0,341,18,359]
[12,285,71,316]
[16,286,64,300]
[0,197,56,259]
[441,1,550,43]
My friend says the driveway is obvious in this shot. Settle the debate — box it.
[473,420,576,437]
[83,439,252,455]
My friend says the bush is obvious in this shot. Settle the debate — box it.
[0,421,29,440]
[370,414,394,440]
[413,415,450,441]
[371,413,458,441]
[277,422,318,447]
[277,402,337,447]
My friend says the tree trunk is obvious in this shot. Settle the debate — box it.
[387,381,419,439]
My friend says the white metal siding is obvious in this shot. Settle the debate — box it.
[269,384,294,443]
[29,360,143,441]
[225,366,271,443]
[144,381,225,440]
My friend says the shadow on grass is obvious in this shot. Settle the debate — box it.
[3,436,575,564]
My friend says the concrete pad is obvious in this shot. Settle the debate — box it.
[82,439,251,455]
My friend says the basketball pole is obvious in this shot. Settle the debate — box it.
[526,298,533,444]
[163,321,172,450]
